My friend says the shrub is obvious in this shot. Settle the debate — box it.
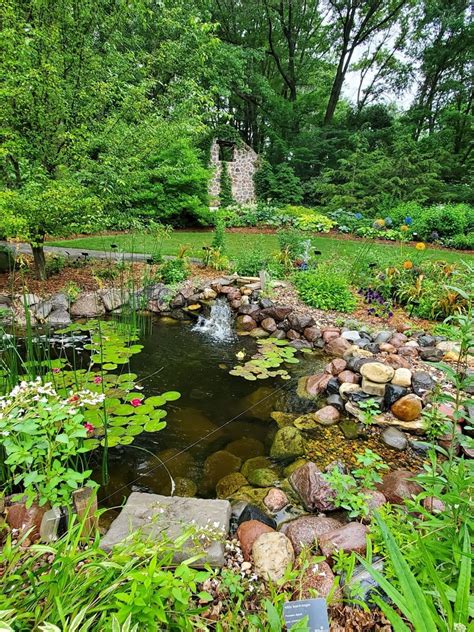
[254,161,303,204]
[282,206,335,232]
[158,259,188,285]
[443,232,474,250]
[293,268,357,312]
[219,162,234,208]
[417,204,471,240]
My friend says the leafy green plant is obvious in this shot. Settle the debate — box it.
[357,398,381,426]
[157,258,188,285]
[211,216,227,252]
[0,379,100,506]
[323,450,388,518]
[219,161,235,208]
[360,515,472,631]
[293,268,357,312]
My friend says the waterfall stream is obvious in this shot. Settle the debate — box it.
[192,298,236,342]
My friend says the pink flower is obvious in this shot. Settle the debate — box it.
[94,376,102,384]
[130,398,142,407]
[52,368,61,374]
[69,394,80,403]
[83,422,94,434]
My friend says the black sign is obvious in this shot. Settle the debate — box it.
[283,598,329,631]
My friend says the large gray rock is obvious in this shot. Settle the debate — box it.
[101,288,129,312]
[70,292,105,318]
[100,492,231,566]
[46,309,72,327]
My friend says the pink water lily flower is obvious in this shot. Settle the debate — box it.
[52,367,61,374]
[130,398,142,407]
[83,422,95,433]
[94,376,102,384]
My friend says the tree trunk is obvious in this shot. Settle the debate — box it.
[31,244,47,281]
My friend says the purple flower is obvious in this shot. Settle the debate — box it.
[404,216,413,225]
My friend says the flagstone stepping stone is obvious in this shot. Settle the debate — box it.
[100,492,231,566]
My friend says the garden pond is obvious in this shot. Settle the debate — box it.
[3,304,422,516]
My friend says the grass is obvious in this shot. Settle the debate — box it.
[49,231,473,266]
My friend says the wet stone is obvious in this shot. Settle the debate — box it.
[327,394,344,412]
[411,371,436,397]
[339,419,360,439]
[238,504,276,529]
[100,493,231,566]
[237,519,274,561]
[381,427,408,451]
[382,384,408,411]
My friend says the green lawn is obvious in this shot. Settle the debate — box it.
[49,231,472,266]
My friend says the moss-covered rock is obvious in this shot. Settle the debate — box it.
[270,427,305,459]
[216,472,248,499]
[247,467,279,487]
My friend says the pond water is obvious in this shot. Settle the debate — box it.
[98,311,328,508]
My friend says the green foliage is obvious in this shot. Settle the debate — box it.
[211,217,227,252]
[282,206,335,232]
[324,450,388,518]
[219,162,235,208]
[254,162,303,204]
[357,398,382,426]
[0,379,99,507]
[443,232,474,250]
[293,268,357,312]
[217,202,286,228]
[157,259,189,285]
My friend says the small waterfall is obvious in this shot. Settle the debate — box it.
[192,298,236,342]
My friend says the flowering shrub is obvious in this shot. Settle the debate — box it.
[0,379,103,507]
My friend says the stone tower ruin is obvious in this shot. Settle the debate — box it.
[209,138,258,206]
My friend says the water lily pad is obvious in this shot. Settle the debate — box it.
[144,420,167,432]
[161,391,181,402]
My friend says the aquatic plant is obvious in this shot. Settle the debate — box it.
[229,338,302,381]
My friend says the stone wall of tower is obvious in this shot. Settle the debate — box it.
[209,139,258,206]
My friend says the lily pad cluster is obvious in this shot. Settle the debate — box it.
[43,320,181,449]
[229,339,302,381]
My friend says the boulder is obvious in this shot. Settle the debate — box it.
[322,328,341,343]
[261,317,277,333]
[294,414,319,430]
[391,368,412,388]
[361,377,386,397]
[305,373,332,397]
[382,384,408,410]
[378,469,422,504]
[319,522,368,557]
[391,394,423,421]
[303,327,322,342]
[264,489,289,513]
[299,560,341,600]
[101,288,129,312]
[216,473,248,499]
[70,292,105,318]
[325,336,352,357]
[326,394,344,412]
[281,516,343,555]
[381,427,408,451]
[420,347,444,362]
[360,362,395,384]
[374,331,393,344]
[34,299,54,320]
[288,313,315,332]
[314,406,340,426]
[225,438,265,460]
[100,493,231,566]
[236,315,257,331]
[289,462,336,512]
[270,427,305,459]
[341,330,362,343]
[422,497,446,514]
[241,456,274,479]
[247,467,279,488]
[339,419,360,439]
[236,519,274,561]
[339,383,363,399]
[238,504,276,529]
[259,306,293,322]
[286,329,301,340]
[411,371,436,397]
[270,412,298,428]
[202,450,242,495]
[46,309,71,327]
[252,532,295,581]
[325,358,347,375]
[337,370,360,384]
